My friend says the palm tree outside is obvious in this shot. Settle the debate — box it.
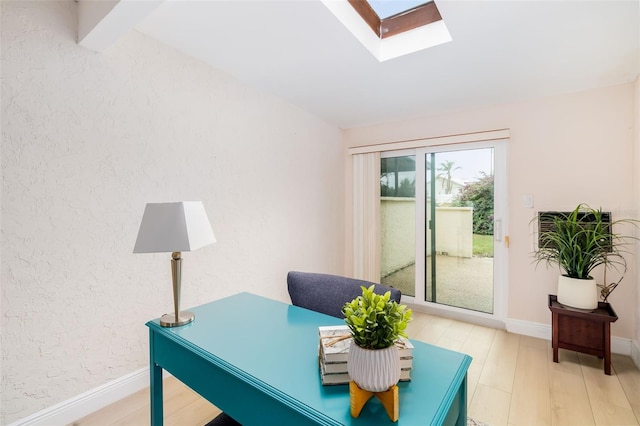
[437,161,461,194]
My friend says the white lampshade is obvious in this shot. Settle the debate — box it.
[133,201,216,253]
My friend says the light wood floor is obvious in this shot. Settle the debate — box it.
[73,310,640,426]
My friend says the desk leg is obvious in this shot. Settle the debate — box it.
[552,312,559,363]
[456,374,468,426]
[149,330,164,426]
[458,373,469,426]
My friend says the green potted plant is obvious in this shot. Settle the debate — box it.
[342,285,412,392]
[533,204,638,309]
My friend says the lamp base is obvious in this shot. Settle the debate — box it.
[160,311,195,328]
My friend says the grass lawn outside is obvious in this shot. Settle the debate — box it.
[473,234,494,257]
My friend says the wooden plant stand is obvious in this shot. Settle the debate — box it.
[548,294,618,375]
[349,381,399,422]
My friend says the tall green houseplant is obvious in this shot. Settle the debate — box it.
[533,204,638,308]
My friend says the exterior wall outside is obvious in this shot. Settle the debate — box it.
[0,1,344,423]
[434,207,473,259]
[381,198,415,277]
[344,83,637,341]
[381,200,473,276]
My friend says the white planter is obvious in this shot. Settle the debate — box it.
[347,342,400,392]
[557,275,598,310]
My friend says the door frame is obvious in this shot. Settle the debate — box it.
[407,140,508,325]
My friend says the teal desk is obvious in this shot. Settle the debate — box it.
[146,292,471,425]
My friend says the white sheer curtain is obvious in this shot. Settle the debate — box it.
[352,152,381,282]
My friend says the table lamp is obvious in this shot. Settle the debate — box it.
[134,201,216,327]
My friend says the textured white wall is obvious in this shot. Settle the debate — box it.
[0,1,344,423]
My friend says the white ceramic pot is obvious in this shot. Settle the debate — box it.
[557,275,598,310]
[347,342,400,392]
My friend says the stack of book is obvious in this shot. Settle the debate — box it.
[318,325,414,385]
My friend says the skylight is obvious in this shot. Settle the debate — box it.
[321,0,451,61]
[348,0,442,39]
[368,0,430,20]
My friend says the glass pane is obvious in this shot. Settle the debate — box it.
[380,156,416,297]
[367,0,428,19]
[425,148,494,313]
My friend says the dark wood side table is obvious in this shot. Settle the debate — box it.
[548,294,618,375]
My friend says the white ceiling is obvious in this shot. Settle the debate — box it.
[134,0,640,129]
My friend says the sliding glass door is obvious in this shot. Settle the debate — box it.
[424,147,495,313]
[381,141,507,319]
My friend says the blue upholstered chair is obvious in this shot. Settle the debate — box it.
[287,271,401,318]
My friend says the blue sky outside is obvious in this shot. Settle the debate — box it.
[367,0,428,19]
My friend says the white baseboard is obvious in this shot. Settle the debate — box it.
[631,339,640,369]
[506,318,632,356]
[506,318,552,341]
[8,367,150,426]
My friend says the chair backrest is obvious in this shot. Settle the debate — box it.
[286,271,402,319]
